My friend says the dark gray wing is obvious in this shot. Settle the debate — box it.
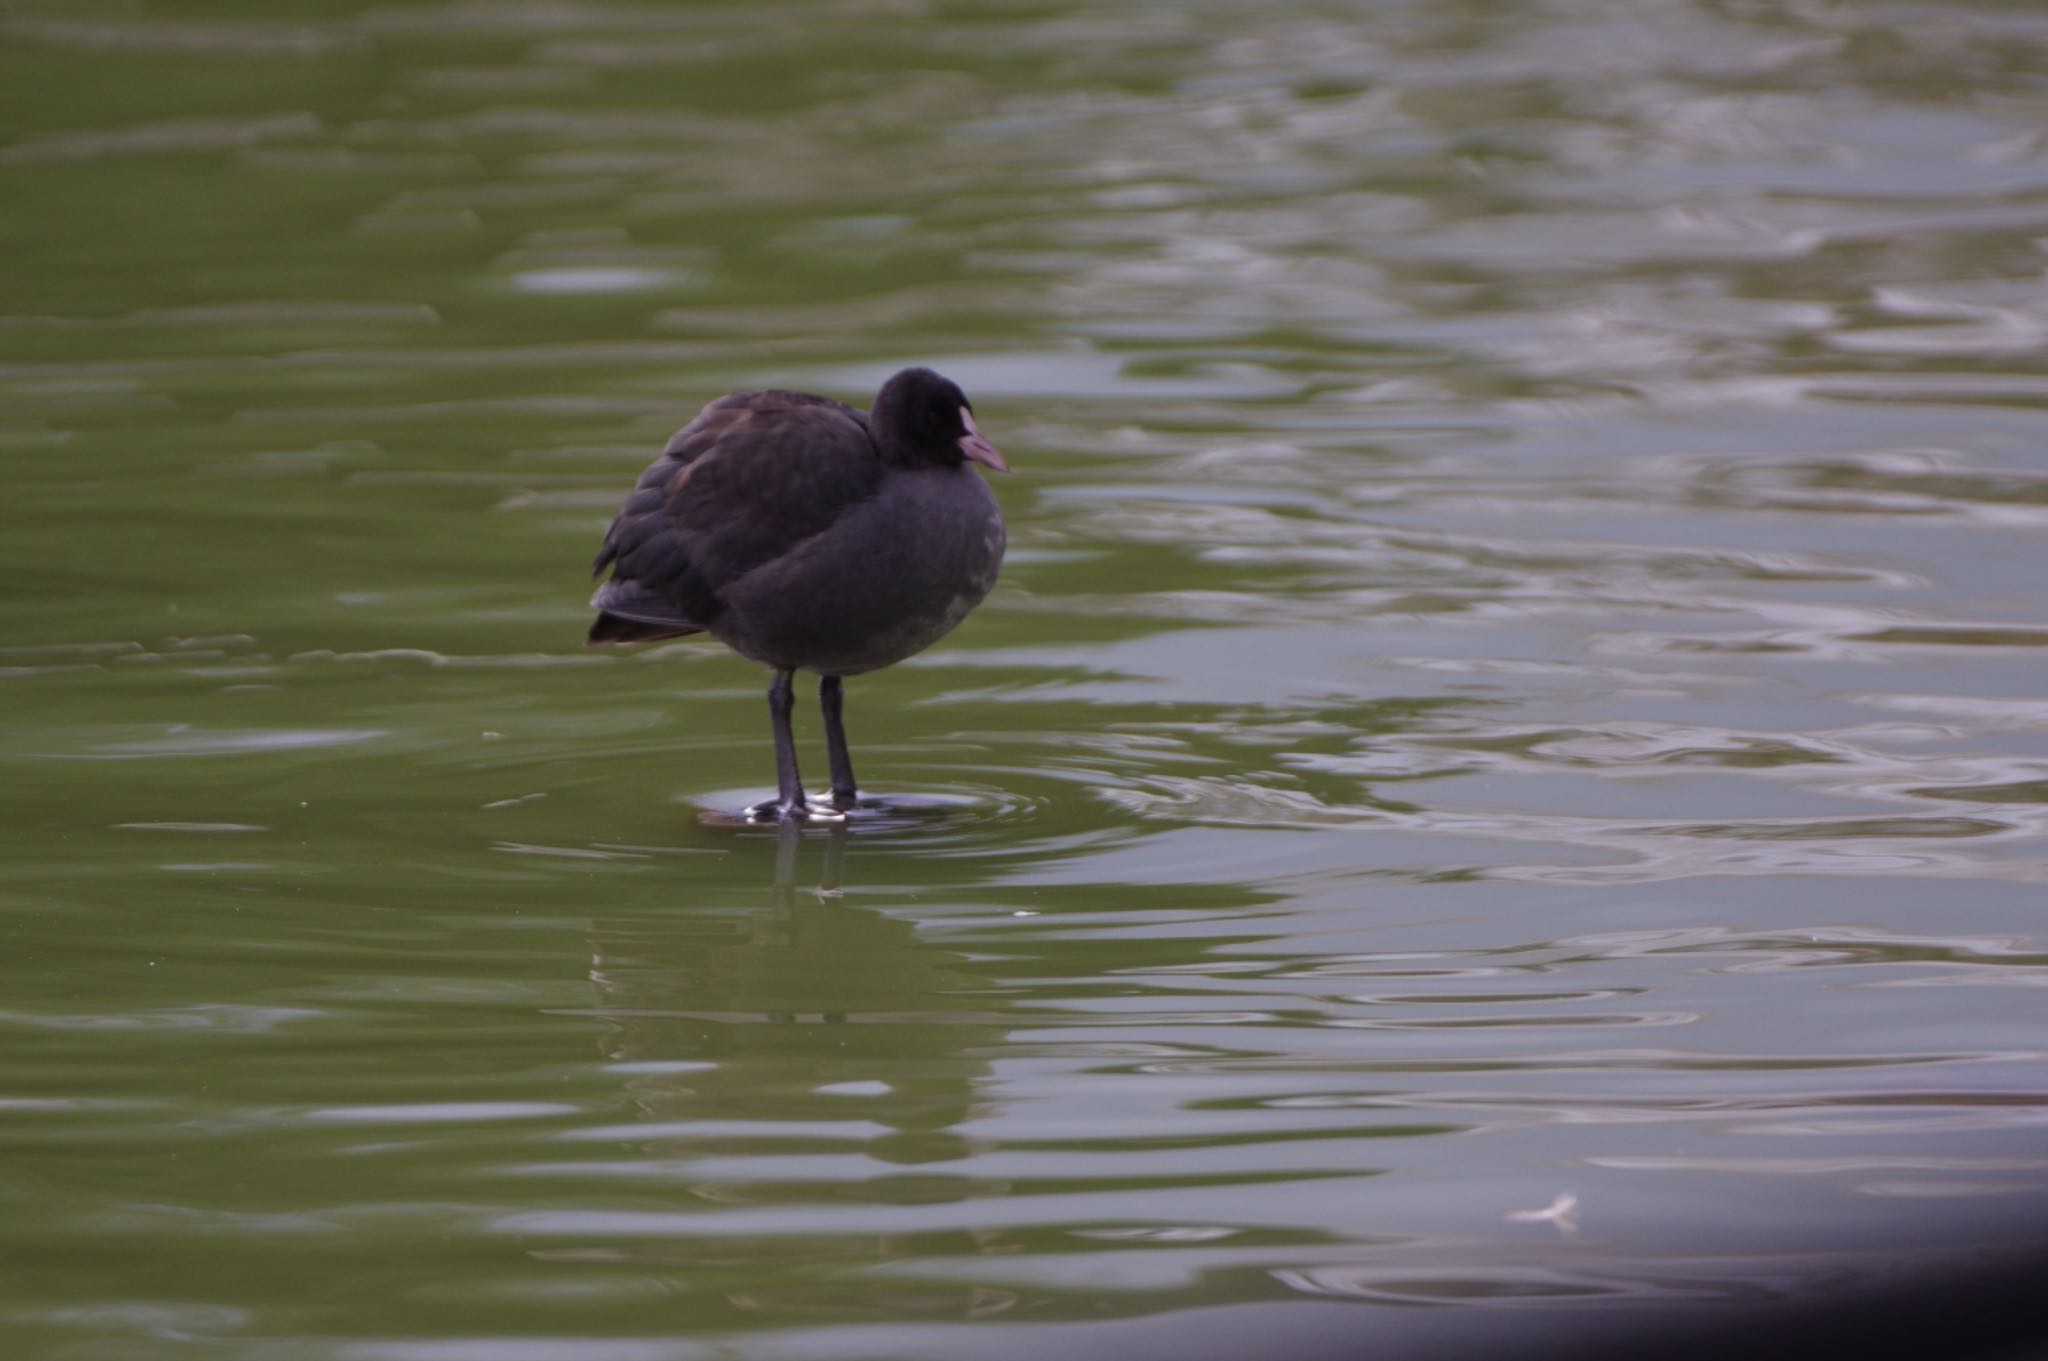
[588,390,882,643]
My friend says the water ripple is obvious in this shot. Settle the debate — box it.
[8,1,2048,1356]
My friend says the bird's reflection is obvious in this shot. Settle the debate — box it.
[564,824,1020,1318]
[586,822,998,1168]
[769,818,847,906]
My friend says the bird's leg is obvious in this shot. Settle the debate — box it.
[760,667,809,822]
[820,674,861,811]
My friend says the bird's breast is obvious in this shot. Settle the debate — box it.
[713,467,1005,675]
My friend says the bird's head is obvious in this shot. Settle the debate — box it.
[872,367,1009,474]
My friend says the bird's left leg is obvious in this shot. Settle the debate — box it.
[820,674,860,811]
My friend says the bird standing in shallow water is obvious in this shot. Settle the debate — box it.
[587,367,1009,824]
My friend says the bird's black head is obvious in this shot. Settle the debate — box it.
[870,367,1010,474]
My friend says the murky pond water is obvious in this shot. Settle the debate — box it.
[5,1,2048,1356]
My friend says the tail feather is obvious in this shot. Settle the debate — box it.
[587,577,705,646]
[586,612,703,646]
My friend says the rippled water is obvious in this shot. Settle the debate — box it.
[5,1,2048,1356]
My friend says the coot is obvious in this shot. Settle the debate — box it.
[587,367,1009,823]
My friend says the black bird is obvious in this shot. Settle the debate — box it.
[587,367,1009,823]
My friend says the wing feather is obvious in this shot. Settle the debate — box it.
[587,390,880,645]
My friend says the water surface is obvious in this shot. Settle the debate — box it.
[5,1,2048,1356]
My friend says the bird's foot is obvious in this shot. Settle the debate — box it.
[743,797,847,826]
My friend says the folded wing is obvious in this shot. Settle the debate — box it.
[588,390,883,645]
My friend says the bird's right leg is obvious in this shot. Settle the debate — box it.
[750,668,810,823]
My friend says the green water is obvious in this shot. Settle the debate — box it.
[6,2,2048,1356]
